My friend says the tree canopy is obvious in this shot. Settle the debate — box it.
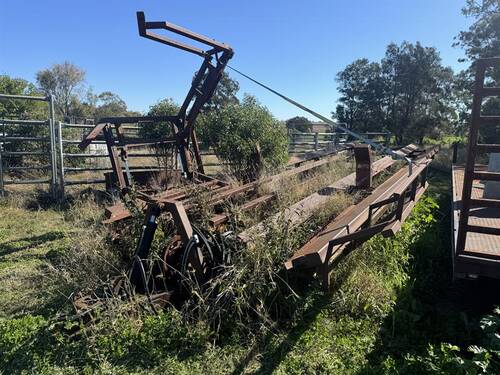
[138,98,179,141]
[285,116,313,133]
[455,0,500,143]
[205,72,240,111]
[456,0,500,62]
[334,42,456,144]
[0,75,46,120]
[36,61,86,120]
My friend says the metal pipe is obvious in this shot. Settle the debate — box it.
[5,165,51,171]
[63,153,170,158]
[3,179,51,184]
[64,179,107,185]
[127,153,172,158]
[0,136,49,142]
[65,166,163,172]
[48,95,58,199]
[0,93,48,101]
[63,139,172,145]
[60,123,98,129]
[2,151,48,156]
[57,121,65,197]
[63,153,110,158]
[96,115,177,124]
[60,123,141,130]
[62,139,107,145]
[0,119,48,125]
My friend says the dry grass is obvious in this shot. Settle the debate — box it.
[174,155,358,334]
[0,151,363,335]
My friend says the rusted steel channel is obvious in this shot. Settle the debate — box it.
[102,150,344,224]
[239,144,422,243]
[285,146,438,290]
[239,155,393,243]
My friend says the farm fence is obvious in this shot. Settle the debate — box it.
[0,93,390,199]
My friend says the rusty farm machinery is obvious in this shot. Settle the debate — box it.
[75,11,439,312]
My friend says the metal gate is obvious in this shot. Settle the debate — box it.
[56,121,175,196]
[0,93,57,198]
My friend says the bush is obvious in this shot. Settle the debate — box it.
[138,98,179,140]
[202,95,289,180]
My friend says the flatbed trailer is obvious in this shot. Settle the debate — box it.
[451,56,500,280]
[452,165,500,279]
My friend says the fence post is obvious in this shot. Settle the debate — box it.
[452,142,458,164]
[0,137,3,197]
[314,132,319,151]
[0,119,5,197]
[48,95,57,199]
[57,121,65,198]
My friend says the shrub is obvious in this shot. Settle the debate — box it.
[203,95,289,180]
[138,98,179,140]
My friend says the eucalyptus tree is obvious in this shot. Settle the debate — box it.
[36,61,85,120]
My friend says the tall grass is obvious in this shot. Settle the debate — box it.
[8,160,493,374]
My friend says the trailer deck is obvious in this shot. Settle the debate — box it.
[452,165,500,278]
[450,57,500,280]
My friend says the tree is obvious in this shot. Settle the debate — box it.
[455,0,500,143]
[381,42,455,144]
[333,58,386,132]
[138,98,179,140]
[93,91,128,120]
[36,61,85,120]
[190,72,240,146]
[285,116,313,133]
[334,42,455,144]
[201,71,240,111]
[0,75,50,165]
[0,75,45,120]
[456,0,500,63]
[203,95,288,180]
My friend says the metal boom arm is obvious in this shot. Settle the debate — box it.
[136,11,233,177]
[79,11,233,192]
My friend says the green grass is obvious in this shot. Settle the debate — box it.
[0,169,498,374]
[0,205,72,317]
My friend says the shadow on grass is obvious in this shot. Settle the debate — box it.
[231,168,500,374]
[230,288,330,375]
[0,231,66,257]
[2,186,112,212]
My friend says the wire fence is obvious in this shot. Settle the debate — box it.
[0,96,222,198]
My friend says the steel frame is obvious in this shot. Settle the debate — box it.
[452,57,500,279]
[285,146,438,291]
[79,12,233,193]
[116,148,351,298]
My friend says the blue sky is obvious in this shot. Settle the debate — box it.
[0,0,470,120]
